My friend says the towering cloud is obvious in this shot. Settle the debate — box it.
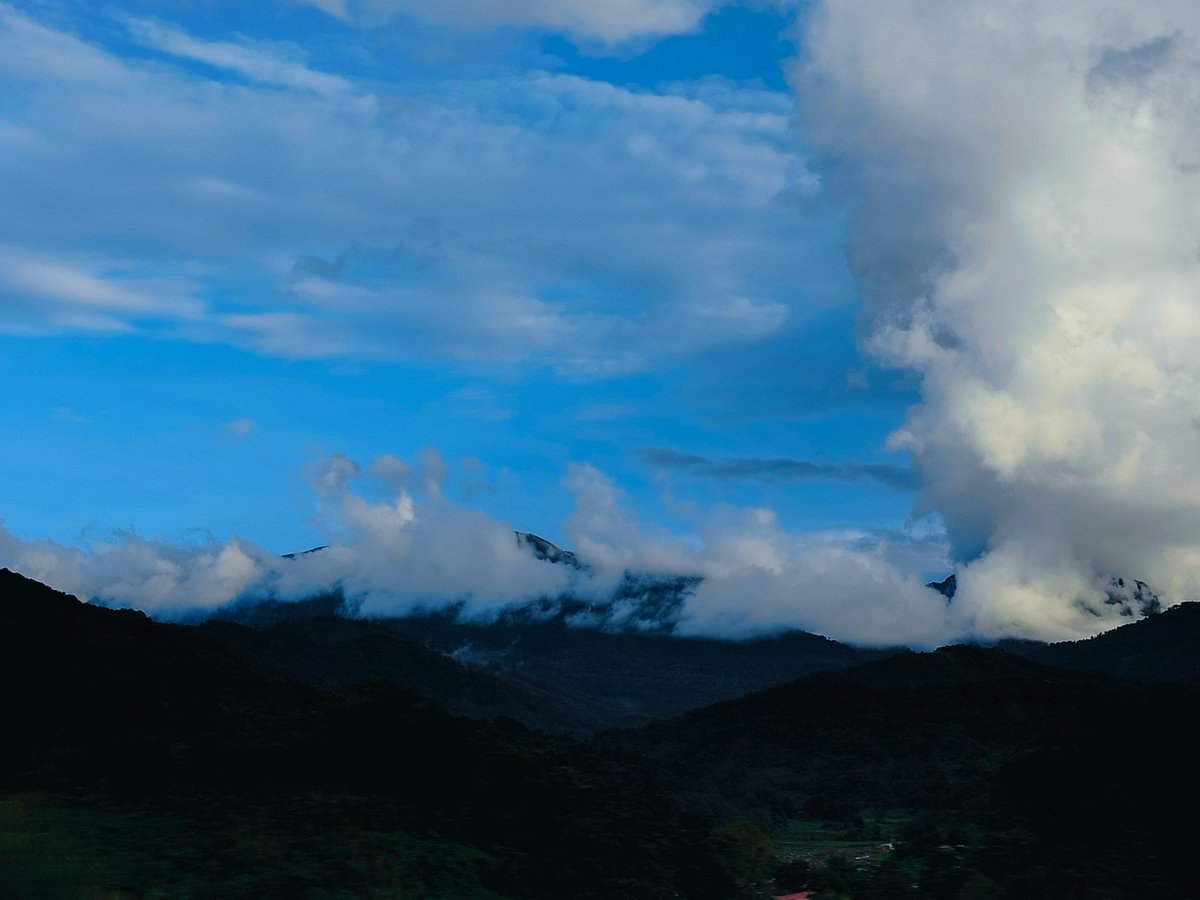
[800,1,1200,638]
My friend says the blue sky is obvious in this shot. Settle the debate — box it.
[6,0,1192,645]
[0,0,922,557]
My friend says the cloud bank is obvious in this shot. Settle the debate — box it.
[800,0,1200,638]
[0,451,954,647]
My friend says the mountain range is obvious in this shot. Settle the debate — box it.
[4,561,1199,899]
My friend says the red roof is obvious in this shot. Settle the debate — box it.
[775,893,812,900]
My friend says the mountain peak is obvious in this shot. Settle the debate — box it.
[513,531,587,570]
[927,573,957,598]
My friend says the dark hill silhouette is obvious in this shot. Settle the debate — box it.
[6,567,1200,898]
[214,591,904,726]
[604,644,1135,823]
[1,566,602,735]
[377,609,906,723]
[999,599,1200,684]
[191,614,606,733]
[0,567,742,899]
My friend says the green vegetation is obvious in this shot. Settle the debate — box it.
[4,570,1200,899]
[773,817,895,861]
[0,793,510,900]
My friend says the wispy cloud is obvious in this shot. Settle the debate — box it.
[125,18,355,96]
[0,247,204,334]
[639,446,918,490]
[0,6,816,376]
[295,0,729,43]
[224,417,256,437]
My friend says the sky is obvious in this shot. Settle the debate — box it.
[3,0,1199,645]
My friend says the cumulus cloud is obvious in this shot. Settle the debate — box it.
[0,5,815,376]
[0,451,955,646]
[0,523,277,614]
[0,453,571,618]
[800,0,1200,638]
[274,452,573,614]
[560,463,955,644]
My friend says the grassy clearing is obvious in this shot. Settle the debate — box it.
[772,815,907,868]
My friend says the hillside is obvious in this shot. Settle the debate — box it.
[0,568,743,899]
[215,589,903,727]
[603,644,1122,822]
[603,642,1200,898]
[7,565,1200,898]
[999,599,1200,684]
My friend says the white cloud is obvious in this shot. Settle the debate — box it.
[561,463,956,645]
[0,521,277,613]
[0,451,956,645]
[800,0,1200,638]
[125,18,354,96]
[0,4,129,85]
[0,247,204,334]
[299,0,726,43]
[0,5,815,376]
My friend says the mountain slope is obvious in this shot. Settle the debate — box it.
[999,599,1200,684]
[604,644,1134,822]
[0,567,743,899]
[378,609,904,724]
[216,590,905,727]
[191,613,607,733]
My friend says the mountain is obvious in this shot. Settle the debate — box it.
[926,572,1161,616]
[601,644,1121,823]
[372,609,901,725]
[191,613,607,733]
[214,590,902,728]
[208,532,905,728]
[514,531,586,569]
[7,565,1200,899]
[211,538,1192,730]
[998,598,1200,684]
[0,567,748,899]
[601,641,1200,898]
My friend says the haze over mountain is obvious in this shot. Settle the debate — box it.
[0,455,962,647]
[212,585,903,730]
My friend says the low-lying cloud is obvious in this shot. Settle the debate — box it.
[0,450,956,647]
